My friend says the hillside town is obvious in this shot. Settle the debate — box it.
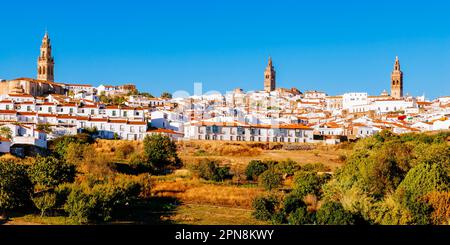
[1,32,449,154]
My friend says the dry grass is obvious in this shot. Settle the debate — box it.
[93,139,143,162]
[152,177,265,209]
[179,140,348,172]
[163,204,268,225]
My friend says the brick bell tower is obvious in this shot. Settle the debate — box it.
[264,56,276,92]
[390,56,403,99]
[37,31,55,82]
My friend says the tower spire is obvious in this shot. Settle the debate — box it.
[37,31,55,81]
[264,56,276,92]
[390,56,403,99]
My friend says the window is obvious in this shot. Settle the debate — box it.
[112,111,116,116]
[69,108,73,114]
[48,107,52,113]
[123,111,128,117]
[91,110,94,114]
[5,105,9,110]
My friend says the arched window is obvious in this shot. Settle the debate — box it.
[38,66,41,74]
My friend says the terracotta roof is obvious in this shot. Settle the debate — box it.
[0,136,11,142]
[147,128,183,135]
[17,112,36,116]
[127,121,147,125]
[109,119,127,124]
[37,113,57,117]
[17,101,34,105]
[8,93,34,98]
[0,110,16,114]
[56,115,78,119]
[89,118,108,122]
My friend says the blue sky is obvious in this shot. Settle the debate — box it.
[0,0,449,99]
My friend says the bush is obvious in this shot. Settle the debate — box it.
[288,205,315,225]
[0,161,33,215]
[195,159,232,182]
[283,193,306,215]
[252,195,279,221]
[245,160,268,181]
[63,179,142,223]
[50,134,92,159]
[293,171,331,198]
[63,187,94,224]
[395,162,449,224]
[316,201,355,225]
[143,134,180,173]
[259,170,282,191]
[32,192,57,217]
[28,156,76,189]
[275,159,298,176]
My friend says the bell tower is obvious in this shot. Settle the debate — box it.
[390,56,403,99]
[264,56,276,92]
[37,31,55,82]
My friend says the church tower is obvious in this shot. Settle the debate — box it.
[264,56,276,92]
[390,56,403,99]
[37,31,55,82]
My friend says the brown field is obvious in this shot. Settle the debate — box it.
[4,139,347,225]
[178,140,349,172]
[149,140,348,224]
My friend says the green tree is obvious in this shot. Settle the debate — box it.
[259,170,282,191]
[0,161,33,217]
[245,160,268,181]
[28,156,76,189]
[316,201,355,225]
[288,205,315,225]
[275,159,299,176]
[32,192,57,217]
[194,159,232,182]
[293,171,331,198]
[395,162,450,224]
[63,187,94,224]
[252,195,279,221]
[143,134,180,173]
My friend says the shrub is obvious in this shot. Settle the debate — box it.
[259,170,282,191]
[316,201,355,225]
[283,193,306,215]
[293,171,331,198]
[63,179,142,223]
[288,205,315,225]
[195,159,232,182]
[423,191,450,225]
[275,159,298,176]
[143,134,180,173]
[0,161,33,215]
[32,192,57,217]
[50,134,92,159]
[28,156,76,189]
[63,187,93,224]
[252,195,279,221]
[245,160,268,181]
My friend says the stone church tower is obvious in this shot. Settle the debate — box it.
[37,32,55,82]
[390,56,403,99]
[264,56,276,92]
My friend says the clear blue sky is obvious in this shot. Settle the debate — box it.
[1,0,449,99]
